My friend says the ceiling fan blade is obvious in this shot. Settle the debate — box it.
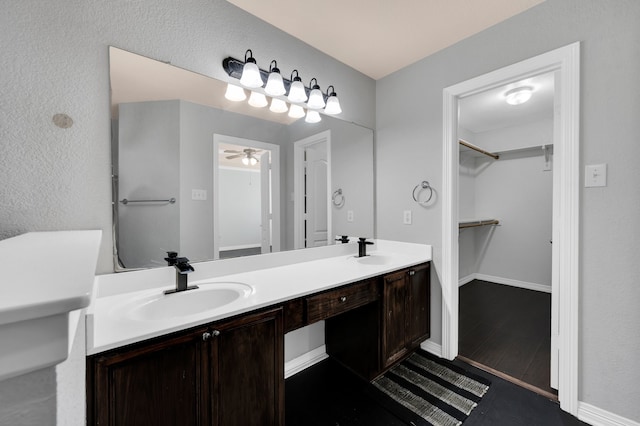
[224,149,242,154]
[226,154,243,159]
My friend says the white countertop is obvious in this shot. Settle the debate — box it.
[0,230,102,380]
[87,240,431,355]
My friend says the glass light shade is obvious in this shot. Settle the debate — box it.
[224,83,246,101]
[264,72,286,96]
[288,80,308,103]
[248,91,268,108]
[269,98,288,113]
[240,61,263,88]
[307,88,326,109]
[305,109,321,123]
[242,156,249,165]
[324,95,342,115]
[288,104,305,119]
[505,86,533,105]
[250,156,258,165]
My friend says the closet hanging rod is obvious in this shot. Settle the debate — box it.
[459,219,500,229]
[459,140,500,160]
[120,198,176,205]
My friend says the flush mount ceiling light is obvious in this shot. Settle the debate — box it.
[239,50,263,88]
[307,78,326,110]
[264,60,286,96]
[222,50,343,122]
[324,85,342,115]
[505,86,534,105]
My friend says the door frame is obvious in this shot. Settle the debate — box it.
[213,134,280,259]
[441,42,580,414]
[293,130,332,249]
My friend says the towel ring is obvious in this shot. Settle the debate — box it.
[412,181,433,205]
[332,189,345,207]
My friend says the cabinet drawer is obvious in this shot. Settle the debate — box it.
[306,279,379,323]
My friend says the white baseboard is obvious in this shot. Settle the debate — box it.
[420,339,442,358]
[578,402,640,426]
[458,273,551,293]
[284,345,328,379]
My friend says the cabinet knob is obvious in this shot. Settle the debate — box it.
[339,296,347,303]
[408,270,415,276]
[202,330,221,341]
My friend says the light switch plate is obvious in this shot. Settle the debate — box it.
[192,189,207,200]
[347,210,354,222]
[403,210,412,225]
[585,164,607,187]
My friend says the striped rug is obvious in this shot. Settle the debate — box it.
[370,351,490,426]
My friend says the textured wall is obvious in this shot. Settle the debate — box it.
[0,1,374,424]
[376,0,640,421]
[0,0,375,274]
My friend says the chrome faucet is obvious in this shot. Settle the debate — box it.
[164,251,198,294]
[357,238,374,257]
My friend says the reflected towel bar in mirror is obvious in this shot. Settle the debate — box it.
[120,198,176,205]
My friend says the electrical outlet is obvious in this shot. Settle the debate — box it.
[403,210,412,225]
[191,189,207,200]
[585,164,607,187]
[347,210,354,222]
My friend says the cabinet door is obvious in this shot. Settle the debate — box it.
[89,328,208,426]
[212,308,284,426]
[381,270,408,368]
[406,263,431,347]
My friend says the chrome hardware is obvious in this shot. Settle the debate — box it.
[212,330,221,337]
[408,270,415,276]
[339,296,347,302]
[202,332,212,341]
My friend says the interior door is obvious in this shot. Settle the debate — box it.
[304,143,328,248]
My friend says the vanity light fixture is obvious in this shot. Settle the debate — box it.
[287,70,308,103]
[248,91,268,108]
[305,109,322,123]
[269,98,288,113]
[239,50,264,88]
[224,83,247,102]
[222,50,343,122]
[288,104,306,119]
[505,86,534,105]
[307,78,326,110]
[264,60,286,96]
[324,85,342,115]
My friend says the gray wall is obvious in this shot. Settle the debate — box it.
[0,1,374,424]
[376,0,640,420]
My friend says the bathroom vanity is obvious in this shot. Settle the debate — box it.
[86,240,431,425]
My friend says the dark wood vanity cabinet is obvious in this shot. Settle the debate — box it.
[381,263,431,368]
[87,308,284,426]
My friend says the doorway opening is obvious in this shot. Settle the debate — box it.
[457,72,556,398]
[213,134,281,259]
[441,43,580,414]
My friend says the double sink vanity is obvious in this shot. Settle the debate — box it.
[85,239,432,425]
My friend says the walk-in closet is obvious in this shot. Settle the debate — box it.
[457,72,557,398]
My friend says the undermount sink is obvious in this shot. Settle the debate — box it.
[111,282,254,321]
[351,253,394,265]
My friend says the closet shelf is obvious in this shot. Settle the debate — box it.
[459,218,500,229]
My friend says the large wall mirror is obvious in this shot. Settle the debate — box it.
[110,47,374,270]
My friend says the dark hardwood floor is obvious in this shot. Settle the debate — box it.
[459,280,556,397]
[285,354,586,425]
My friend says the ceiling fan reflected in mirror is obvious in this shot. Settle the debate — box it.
[225,148,262,166]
